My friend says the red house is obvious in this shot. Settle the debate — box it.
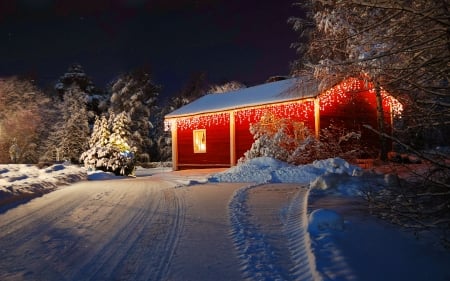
[164,77,401,170]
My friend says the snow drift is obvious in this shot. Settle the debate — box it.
[0,163,86,207]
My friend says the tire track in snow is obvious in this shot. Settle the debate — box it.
[229,184,321,281]
[144,188,186,281]
[228,184,286,280]
[284,187,322,281]
[71,183,166,280]
[0,178,186,281]
[71,181,186,281]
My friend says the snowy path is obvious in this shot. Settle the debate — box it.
[167,183,244,281]
[0,177,187,281]
[0,173,318,281]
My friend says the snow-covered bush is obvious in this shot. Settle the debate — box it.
[80,112,135,176]
[239,113,308,164]
[80,146,135,176]
[240,115,365,165]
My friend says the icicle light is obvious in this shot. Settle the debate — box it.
[166,78,402,132]
[175,112,230,130]
[170,100,314,130]
[319,78,403,116]
[319,78,362,111]
[370,88,403,116]
[235,100,314,125]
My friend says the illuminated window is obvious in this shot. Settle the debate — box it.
[193,129,206,153]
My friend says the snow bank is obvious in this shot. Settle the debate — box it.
[209,156,394,197]
[209,156,362,185]
[87,170,123,180]
[0,164,86,207]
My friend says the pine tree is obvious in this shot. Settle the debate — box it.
[109,112,132,152]
[55,63,108,125]
[80,111,135,176]
[108,69,160,160]
[55,63,96,98]
[89,115,110,148]
[151,72,209,162]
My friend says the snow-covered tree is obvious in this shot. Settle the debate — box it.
[290,0,450,237]
[208,81,246,94]
[55,63,108,124]
[55,63,97,97]
[109,112,133,152]
[0,77,50,163]
[289,0,450,150]
[164,72,208,114]
[150,73,208,163]
[148,103,172,163]
[108,69,160,160]
[42,86,90,163]
[80,112,135,176]
[89,115,110,148]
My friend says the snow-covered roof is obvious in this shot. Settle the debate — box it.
[165,77,318,118]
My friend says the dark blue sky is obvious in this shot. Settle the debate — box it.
[0,0,298,97]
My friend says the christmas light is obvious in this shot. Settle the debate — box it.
[235,100,314,125]
[174,112,231,130]
[165,78,403,132]
[319,78,403,116]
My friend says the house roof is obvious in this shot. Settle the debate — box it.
[165,77,319,118]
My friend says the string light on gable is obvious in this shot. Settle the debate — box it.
[166,78,403,133]
[319,78,362,111]
[369,88,404,116]
[235,100,314,125]
[175,112,230,130]
[168,100,315,130]
[319,78,403,116]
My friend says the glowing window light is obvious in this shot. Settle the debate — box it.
[193,129,206,153]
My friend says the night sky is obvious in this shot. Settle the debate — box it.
[0,0,299,97]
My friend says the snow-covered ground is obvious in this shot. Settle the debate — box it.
[210,157,450,280]
[0,159,449,280]
[0,163,86,209]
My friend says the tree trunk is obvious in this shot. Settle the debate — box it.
[374,81,388,161]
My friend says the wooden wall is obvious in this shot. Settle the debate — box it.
[176,114,231,168]
[319,87,393,151]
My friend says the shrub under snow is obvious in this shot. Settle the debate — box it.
[240,115,367,165]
